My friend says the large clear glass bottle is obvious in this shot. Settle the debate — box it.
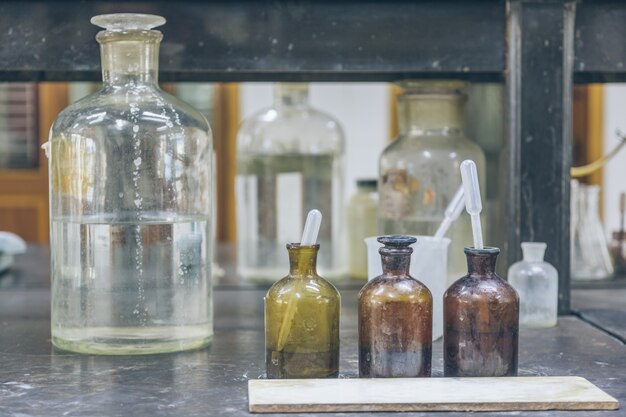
[359,235,432,378]
[444,247,519,377]
[265,244,340,378]
[508,242,558,328]
[236,83,345,282]
[48,14,213,354]
[347,179,378,280]
[379,81,485,285]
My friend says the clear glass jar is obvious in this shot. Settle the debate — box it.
[378,81,485,285]
[48,14,213,354]
[236,83,345,282]
[347,179,378,280]
[265,244,340,378]
[508,242,558,328]
[359,235,432,378]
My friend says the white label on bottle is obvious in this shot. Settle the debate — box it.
[277,172,303,244]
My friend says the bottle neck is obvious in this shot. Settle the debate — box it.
[398,94,465,135]
[288,245,318,276]
[380,247,412,278]
[274,83,309,108]
[465,249,499,277]
[522,243,547,263]
[99,32,161,87]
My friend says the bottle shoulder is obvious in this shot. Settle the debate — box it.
[50,86,212,139]
[359,276,432,303]
[381,133,485,164]
[237,106,344,154]
[445,274,518,303]
[508,261,558,280]
[266,275,340,302]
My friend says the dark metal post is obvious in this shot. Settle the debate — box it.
[507,0,575,314]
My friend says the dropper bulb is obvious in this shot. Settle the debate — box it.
[300,209,323,246]
[460,160,482,215]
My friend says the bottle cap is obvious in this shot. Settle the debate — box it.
[377,235,417,247]
[356,179,378,189]
[91,14,166,31]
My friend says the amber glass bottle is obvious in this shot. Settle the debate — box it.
[359,235,433,377]
[265,244,340,378]
[444,247,519,377]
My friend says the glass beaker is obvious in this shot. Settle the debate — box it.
[378,80,485,285]
[236,83,345,282]
[48,14,214,354]
[364,235,449,340]
[571,183,614,280]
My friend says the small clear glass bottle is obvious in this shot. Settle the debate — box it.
[508,242,558,328]
[378,81,485,285]
[236,83,345,282]
[359,235,432,378]
[444,247,518,377]
[265,244,340,378]
[347,179,378,280]
[48,14,213,354]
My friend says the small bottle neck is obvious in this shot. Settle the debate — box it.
[521,243,547,263]
[380,247,412,278]
[288,245,318,276]
[465,248,499,277]
[398,93,465,135]
[274,83,309,108]
[98,31,161,87]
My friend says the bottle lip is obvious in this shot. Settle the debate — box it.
[378,235,417,247]
[396,79,468,94]
[286,243,320,250]
[521,241,547,250]
[91,14,166,31]
[464,246,500,255]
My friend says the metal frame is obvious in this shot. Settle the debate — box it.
[1,0,623,313]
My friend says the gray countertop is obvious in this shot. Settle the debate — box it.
[1,246,625,417]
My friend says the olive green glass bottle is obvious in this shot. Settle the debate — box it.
[265,244,340,378]
[359,235,433,377]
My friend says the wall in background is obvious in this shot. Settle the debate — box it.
[239,82,390,203]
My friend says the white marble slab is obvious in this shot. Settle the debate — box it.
[248,376,619,413]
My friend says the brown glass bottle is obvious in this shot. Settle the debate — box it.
[359,235,433,378]
[444,247,519,377]
[265,244,340,379]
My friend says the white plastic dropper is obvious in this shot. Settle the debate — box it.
[434,185,465,239]
[460,160,484,250]
[300,209,322,245]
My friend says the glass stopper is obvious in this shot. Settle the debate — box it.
[377,235,417,247]
[91,13,166,31]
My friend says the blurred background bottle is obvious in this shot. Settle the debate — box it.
[236,83,345,282]
[378,80,485,284]
[347,179,378,280]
